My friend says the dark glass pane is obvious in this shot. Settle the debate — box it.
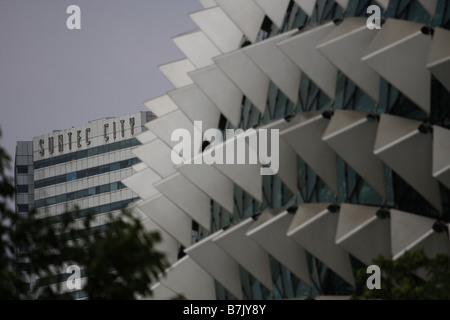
[17,185,29,193]
[66,172,77,181]
[17,165,28,174]
[17,204,29,212]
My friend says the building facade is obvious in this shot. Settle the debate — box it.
[125,0,450,300]
[15,111,154,298]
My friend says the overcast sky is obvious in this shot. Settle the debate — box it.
[0,0,202,171]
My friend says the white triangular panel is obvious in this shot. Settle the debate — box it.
[256,119,298,194]
[146,109,202,159]
[154,173,211,231]
[246,209,311,286]
[132,139,177,178]
[190,7,244,53]
[122,167,161,200]
[374,114,441,211]
[362,19,432,114]
[287,203,355,287]
[317,17,380,102]
[322,110,386,199]
[177,159,234,214]
[254,0,290,28]
[335,204,390,266]
[427,27,450,93]
[185,230,244,299]
[391,210,450,261]
[213,218,273,291]
[432,126,450,189]
[293,0,317,16]
[278,22,337,99]
[189,65,243,127]
[212,130,262,202]
[158,59,195,89]
[173,30,221,68]
[281,112,338,194]
[136,130,156,145]
[215,50,270,114]
[215,0,265,43]
[138,194,192,248]
[144,94,179,118]
[149,283,178,300]
[135,209,179,265]
[158,256,216,300]
[168,84,221,133]
[244,29,301,104]
[132,162,147,173]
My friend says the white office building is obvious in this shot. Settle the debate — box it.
[15,111,154,298]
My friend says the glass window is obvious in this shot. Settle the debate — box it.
[110,162,120,171]
[99,204,111,213]
[120,160,128,169]
[131,138,140,147]
[88,187,96,196]
[17,204,29,212]
[78,189,88,198]
[35,199,45,211]
[99,184,110,193]
[66,172,77,181]
[77,150,88,159]
[45,197,56,206]
[111,202,123,211]
[17,185,29,193]
[99,164,109,174]
[87,167,99,176]
[56,194,67,203]
[77,170,87,179]
[110,182,118,191]
[98,145,106,154]
[33,138,141,170]
[67,192,75,201]
[17,165,28,174]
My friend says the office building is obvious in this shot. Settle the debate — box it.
[15,111,155,297]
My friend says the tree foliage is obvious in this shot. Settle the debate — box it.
[0,130,169,299]
[354,249,450,300]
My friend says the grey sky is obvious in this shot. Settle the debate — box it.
[0,0,202,169]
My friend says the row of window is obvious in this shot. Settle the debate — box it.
[49,197,139,224]
[33,138,141,169]
[17,165,29,174]
[17,185,29,193]
[70,290,88,299]
[34,158,140,189]
[56,224,109,242]
[34,181,127,209]
[17,204,29,212]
